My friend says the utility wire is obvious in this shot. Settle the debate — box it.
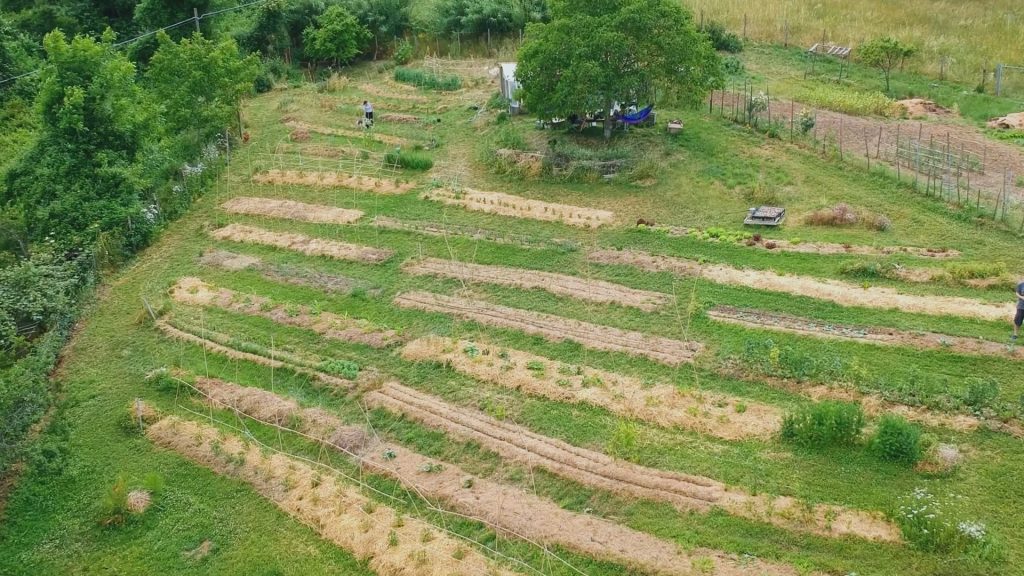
[0,0,275,86]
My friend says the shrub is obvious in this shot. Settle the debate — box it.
[867,214,892,231]
[780,401,865,448]
[840,260,901,280]
[700,21,743,53]
[798,110,815,134]
[962,377,999,411]
[318,359,360,380]
[385,149,434,170]
[393,40,413,65]
[393,67,461,91]
[721,55,744,75]
[870,414,922,464]
[100,475,130,526]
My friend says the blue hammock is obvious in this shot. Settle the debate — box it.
[621,104,654,124]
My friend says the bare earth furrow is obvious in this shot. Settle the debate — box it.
[367,382,899,542]
[589,249,1013,322]
[403,257,671,311]
[393,291,702,365]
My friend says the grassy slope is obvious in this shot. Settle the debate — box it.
[682,0,1024,91]
[2,64,1024,576]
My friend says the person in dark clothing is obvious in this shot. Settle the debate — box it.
[1014,279,1024,341]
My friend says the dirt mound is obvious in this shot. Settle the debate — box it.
[289,128,310,142]
[252,169,415,195]
[422,188,615,229]
[898,99,952,118]
[588,249,1014,322]
[367,383,899,542]
[221,197,364,225]
[403,257,670,311]
[987,112,1024,130]
[709,305,1024,359]
[283,119,411,146]
[170,277,401,348]
[146,415,515,576]
[211,223,394,263]
[401,336,780,440]
[125,490,152,514]
[393,291,703,365]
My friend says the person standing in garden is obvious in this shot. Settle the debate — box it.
[1014,279,1024,341]
[362,100,374,126]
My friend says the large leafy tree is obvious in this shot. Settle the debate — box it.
[134,0,216,38]
[147,31,259,144]
[435,0,548,36]
[241,0,343,62]
[2,30,155,250]
[301,5,370,68]
[343,0,411,57]
[516,0,721,139]
[859,37,916,92]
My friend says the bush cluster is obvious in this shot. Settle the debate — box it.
[798,84,901,117]
[780,401,865,447]
[870,415,922,463]
[699,21,743,53]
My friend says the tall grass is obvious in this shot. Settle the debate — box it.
[393,67,462,91]
[683,0,1024,88]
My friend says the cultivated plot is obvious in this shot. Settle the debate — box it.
[169,277,401,348]
[221,196,364,225]
[404,257,671,311]
[422,188,615,228]
[393,291,703,365]
[401,336,778,440]
[589,249,1013,321]
[367,382,899,542]
[709,305,1023,359]
[192,377,803,576]
[211,223,394,263]
[146,414,516,576]
[252,169,415,194]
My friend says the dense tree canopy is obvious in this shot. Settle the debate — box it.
[147,31,259,144]
[3,30,155,250]
[516,0,721,138]
[434,0,548,36]
[301,5,369,67]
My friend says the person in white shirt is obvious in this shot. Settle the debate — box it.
[362,100,374,125]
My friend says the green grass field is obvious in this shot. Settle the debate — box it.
[2,59,1024,576]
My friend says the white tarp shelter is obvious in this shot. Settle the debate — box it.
[498,62,523,114]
